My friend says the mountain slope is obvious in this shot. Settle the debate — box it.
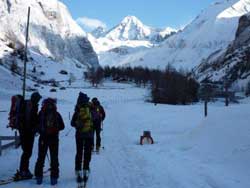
[195,12,250,88]
[88,15,176,66]
[106,0,250,70]
[105,16,153,41]
[0,0,98,70]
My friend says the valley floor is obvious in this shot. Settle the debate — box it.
[0,81,249,188]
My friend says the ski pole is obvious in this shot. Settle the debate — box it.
[101,122,104,150]
[65,127,73,137]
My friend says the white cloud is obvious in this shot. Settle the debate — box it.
[76,17,107,31]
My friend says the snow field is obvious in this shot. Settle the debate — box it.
[0,80,249,188]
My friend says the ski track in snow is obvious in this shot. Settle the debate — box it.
[0,81,250,188]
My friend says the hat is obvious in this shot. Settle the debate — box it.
[31,92,42,103]
[92,97,100,105]
[77,92,89,105]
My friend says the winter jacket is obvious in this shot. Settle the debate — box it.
[71,104,94,138]
[90,104,106,124]
[19,100,39,134]
[37,111,65,137]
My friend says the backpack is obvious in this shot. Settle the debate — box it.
[91,105,103,122]
[76,104,93,133]
[8,95,24,130]
[40,98,59,135]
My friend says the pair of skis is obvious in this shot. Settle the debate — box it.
[0,169,50,186]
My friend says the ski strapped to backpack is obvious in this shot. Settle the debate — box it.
[8,95,25,130]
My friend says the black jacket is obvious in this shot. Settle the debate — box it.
[20,100,39,134]
[38,111,65,136]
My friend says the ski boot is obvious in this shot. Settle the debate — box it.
[36,177,43,185]
[75,170,83,183]
[83,169,90,183]
[51,177,58,186]
[14,170,33,181]
[96,146,100,153]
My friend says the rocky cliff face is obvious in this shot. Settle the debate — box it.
[195,12,250,89]
[0,0,98,68]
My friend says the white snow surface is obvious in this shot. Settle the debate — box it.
[0,77,250,188]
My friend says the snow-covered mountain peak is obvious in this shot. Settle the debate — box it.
[120,15,145,27]
[101,0,250,71]
[105,15,152,41]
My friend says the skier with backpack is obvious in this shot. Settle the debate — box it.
[90,97,105,152]
[34,98,65,185]
[71,92,94,185]
[9,92,42,180]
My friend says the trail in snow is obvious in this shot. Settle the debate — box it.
[0,81,250,188]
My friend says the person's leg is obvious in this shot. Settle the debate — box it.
[96,124,101,149]
[20,133,35,174]
[83,137,92,170]
[19,131,26,172]
[35,136,48,178]
[49,137,59,179]
[75,133,84,171]
[92,126,96,150]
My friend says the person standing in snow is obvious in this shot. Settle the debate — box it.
[16,92,42,179]
[90,97,105,152]
[34,98,65,185]
[71,92,94,181]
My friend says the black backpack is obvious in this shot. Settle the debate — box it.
[39,98,59,135]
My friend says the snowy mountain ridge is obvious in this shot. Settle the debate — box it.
[87,15,176,66]
[105,16,153,41]
[94,16,176,42]
[98,0,250,81]
[195,11,250,89]
[0,0,99,87]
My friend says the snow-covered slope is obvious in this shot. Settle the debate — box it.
[107,0,250,70]
[0,0,98,71]
[195,11,250,89]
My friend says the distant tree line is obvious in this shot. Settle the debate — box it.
[97,65,200,105]
[84,67,104,87]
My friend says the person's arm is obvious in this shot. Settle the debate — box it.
[33,104,39,131]
[57,112,65,131]
[36,111,42,134]
[71,111,78,128]
[101,106,106,121]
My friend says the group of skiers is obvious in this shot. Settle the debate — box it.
[8,91,105,186]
